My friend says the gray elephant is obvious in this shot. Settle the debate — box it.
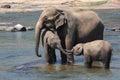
[69,40,112,69]
[35,6,104,64]
[37,28,69,64]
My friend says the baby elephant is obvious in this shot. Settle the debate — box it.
[37,28,68,64]
[70,40,112,69]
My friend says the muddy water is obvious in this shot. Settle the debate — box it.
[0,9,120,80]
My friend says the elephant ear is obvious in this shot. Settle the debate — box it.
[55,9,66,29]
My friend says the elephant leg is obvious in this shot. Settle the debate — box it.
[84,61,92,68]
[44,45,54,64]
[103,62,110,69]
[102,53,111,69]
[84,56,92,68]
[44,46,50,64]
[60,51,67,64]
[49,47,56,64]
[102,58,111,69]
[65,36,74,65]
[57,28,68,64]
[60,38,67,64]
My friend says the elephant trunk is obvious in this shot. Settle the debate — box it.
[35,19,43,57]
[65,49,73,54]
[58,45,71,55]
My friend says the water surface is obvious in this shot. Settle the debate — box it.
[0,9,120,80]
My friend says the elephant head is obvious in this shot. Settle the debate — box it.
[65,44,84,56]
[36,6,66,30]
[47,35,69,55]
[35,6,66,57]
[72,44,84,56]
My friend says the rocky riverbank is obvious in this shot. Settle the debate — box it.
[0,0,120,13]
[0,0,120,32]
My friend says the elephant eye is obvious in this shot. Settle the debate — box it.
[44,17,53,23]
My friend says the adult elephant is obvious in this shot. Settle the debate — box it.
[35,6,104,64]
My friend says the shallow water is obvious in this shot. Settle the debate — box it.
[0,9,120,80]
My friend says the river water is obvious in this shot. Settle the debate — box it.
[0,9,120,80]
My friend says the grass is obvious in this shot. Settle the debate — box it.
[90,0,108,6]
[70,0,108,7]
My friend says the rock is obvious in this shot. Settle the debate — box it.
[14,24,26,31]
[106,27,120,32]
[5,27,17,32]
[0,26,7,31]
[26,26,34,31]
[0,24,34,32]
[110,27,120,31]
[1,5,11,8]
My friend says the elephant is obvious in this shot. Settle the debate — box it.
[68,40,112,69]
[35,6,104,64]
[36,28,69,64]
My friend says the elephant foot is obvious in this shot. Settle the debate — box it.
[103,63,110,69]
[61,61,67,65]
[47,61,55,64]
[67,61,74,65]
[67,54,74,65]
[84,61,92,68]
[60,52,67,64]
[47,58,56,64]
[61,58,67,64]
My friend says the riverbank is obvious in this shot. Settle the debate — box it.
[0,0,120,13]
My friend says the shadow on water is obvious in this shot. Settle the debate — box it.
[13,59,112,75]
[110,66,120,70]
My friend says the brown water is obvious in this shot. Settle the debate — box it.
[0,9,120,80]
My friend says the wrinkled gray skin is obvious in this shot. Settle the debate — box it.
[71,40,112,69]
[37,28,69,64]
[35,6,104,64]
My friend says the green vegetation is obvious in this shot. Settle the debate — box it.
[70,0,108,7]
[90,0,108,6]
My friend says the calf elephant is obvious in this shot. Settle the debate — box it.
[35,6,104,64]
[69,40,112,69]
[36,28,69,64]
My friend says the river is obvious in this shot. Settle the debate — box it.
[0,9,120,80]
